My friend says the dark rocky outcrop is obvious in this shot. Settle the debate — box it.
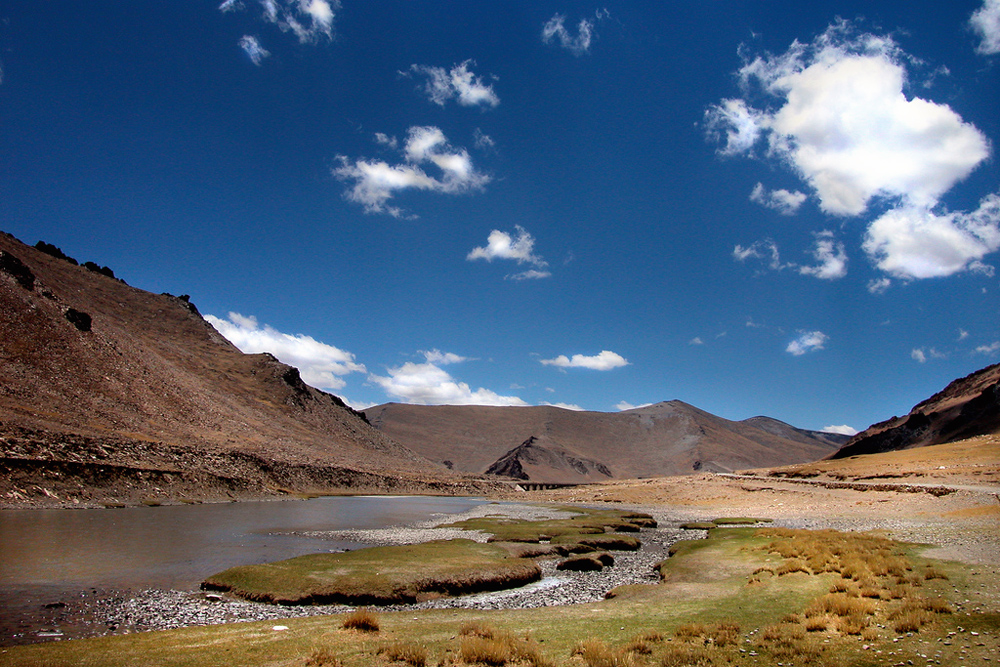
[0,251,36,290]
[64,308,92,332]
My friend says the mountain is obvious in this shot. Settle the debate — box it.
[363,401,847,483]
[0,233,486,506]
[831,362,1000,459]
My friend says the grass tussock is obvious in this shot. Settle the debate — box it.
[571,638,639,667]
[378,642,428,667]
[305,646,342,667]
[341,608,379,633]
[458,627,551,667]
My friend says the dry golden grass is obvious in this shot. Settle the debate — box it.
[305,645,342,667]
[570,638,639,667]
[457,627,551,667]
[378,642,428,666]
[341,608,379,633]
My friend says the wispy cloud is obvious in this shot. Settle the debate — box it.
[467,226,551,280]
[542,10,608,56]
[974,341,1000,355]
[970,0,1000,55]
[369,352,526,406]
[238,35,270,65]
[799,231,848,280]
[407,60,499,108]
[786,331,828,356]
[543,402,585,411]
[733,239,786,272]
[206,312,365,391]
[334,127,489,217]
[749,182,807,215]
[221,0,338,44]
[540,350,629,370]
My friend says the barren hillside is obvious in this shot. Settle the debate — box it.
[0,233,486,506]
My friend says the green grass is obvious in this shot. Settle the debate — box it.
[201,539,541,605]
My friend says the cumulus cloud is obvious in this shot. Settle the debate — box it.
[786,330,828,356]
[238,35,270,65]
[862,193,1000,279]
[369,358,526,406]
[799,231,848,279]
[206,312,365,391]
[911,347,946,363]
[823,424,858,436]
[542,10,607,56]
[720,22,991,216]
[971,0,1000,55]
[540,350,629,370]
[467,226,551,279]
[749,182,807,215]
[408,60,499,108]
[222,0,338,44]
[334,126,489,217]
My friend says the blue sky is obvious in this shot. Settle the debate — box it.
[2,1,998,435]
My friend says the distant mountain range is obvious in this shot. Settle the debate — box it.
[363,401,848,484]
[3,230,993,504]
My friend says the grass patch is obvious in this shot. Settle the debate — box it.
[340,608,379,632]
[202,539,541,605]
[445,507,655,545]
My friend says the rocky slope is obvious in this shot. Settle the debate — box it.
[832,362,1000,459]
[0,233,490,506]
[364,401,847,484]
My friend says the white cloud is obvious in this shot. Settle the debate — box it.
[710,21,991,217]
[334,126,489,217]
[823,424,858,436]
[369,360,526,406]
[689,337,704,346]
[616,401,653,411]
[862,193,1000,279]
[408,60,499,108]
[543,402,585,411]
[421,349,468,365]
[749,182,807,215]
[868,277,892,294]
[206,312,365,391]
[958,329,970,341]
[799,231,848,279]
[786,330,828,356]
[542,12,601,56]
[540,350,630,370]
[473,128,495,150]
[975,341,1000,355]
[733,239,785,271]
[704,99,763,156]
[467,226,550,279]
[911,347,947,363]
[508,269,553,281]
[222,0,338,44]
[971,0,1000,55]
[238,35,270,65]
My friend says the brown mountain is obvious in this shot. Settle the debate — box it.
[363,401,847,483]
[831,362,1000,459]
[0,233,486,506]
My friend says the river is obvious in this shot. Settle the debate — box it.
[0,495,486,645]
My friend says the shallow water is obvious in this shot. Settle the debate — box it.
[0,495,485,644]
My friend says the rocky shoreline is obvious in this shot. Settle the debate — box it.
[4,503,688,645]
